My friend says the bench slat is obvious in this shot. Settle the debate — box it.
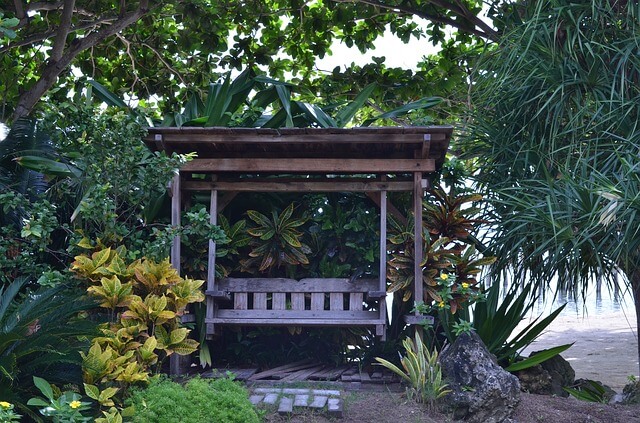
[208,318,385,326]
[273,292,286,310]
[291,293,305,310]
[217,278,378,293]
[329,293,343,311]
[349,293,364,311]
[215,309,379,320]
[235,293,248,310]
[254,293,267,310]
[311,293,324,310]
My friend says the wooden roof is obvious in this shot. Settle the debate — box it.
[144,126,452,174]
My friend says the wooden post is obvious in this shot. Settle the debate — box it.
[169,171,181,375]
[413,171,423,312]
[170,171,181,275]
[378,188,387,340]
[206,187,218,338]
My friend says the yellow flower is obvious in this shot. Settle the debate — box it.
[440,273,449,281]
[0,401,11,409]
[438,301,446,308]
[462,283,470,289]
[69,400,82,409]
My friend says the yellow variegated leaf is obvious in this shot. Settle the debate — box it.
[77,237,95,249]
[92,247,112,268]
[171,338,199,355]
[169,327,188,345]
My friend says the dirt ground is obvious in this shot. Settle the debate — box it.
[263,305,640,422]
[262,390,640,423]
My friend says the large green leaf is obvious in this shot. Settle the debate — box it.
[15,155,81,178]
[363,96,443,126]
[335,83,376,127]
[295,102,337,128]
[505,343,573,372]
[88,80,128,109]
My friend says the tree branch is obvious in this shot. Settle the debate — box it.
[11,0,151,121]
[50,0,76,62]
[0,17,119,54]
[141,41,188,87]
[332,0,498,41]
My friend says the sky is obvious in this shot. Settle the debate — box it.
[315,21,436,72]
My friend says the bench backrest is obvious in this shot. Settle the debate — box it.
[217,278,379,313]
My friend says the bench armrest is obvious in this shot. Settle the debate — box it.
[206,290,231,302]
[366,291,387,300]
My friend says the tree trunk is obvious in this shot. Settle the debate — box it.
[631,269,640,375]
[10,1,150,122]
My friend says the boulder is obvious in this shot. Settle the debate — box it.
[540,353,575,397]
[515,364,553,395]
[440,331,520,423]
[622,379,640,404]
[569,378,616,402]
[516,353,575,397]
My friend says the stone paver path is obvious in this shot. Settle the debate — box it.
[250,387,343,418]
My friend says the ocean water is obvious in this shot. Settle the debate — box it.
[528,280,635,318]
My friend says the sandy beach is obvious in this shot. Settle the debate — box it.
[522,305,638,392]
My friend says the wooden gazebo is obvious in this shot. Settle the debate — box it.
[144,126,451,343]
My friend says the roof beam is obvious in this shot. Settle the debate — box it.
[182,180,414,192]
[182,158,435,173]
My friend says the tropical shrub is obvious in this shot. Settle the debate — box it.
[0,401,21,422]
[126,376,260,423]
[306,193,379,279]
[36,106,190,260]
[0,277,97,419]
[564,380,611,403]
[28,376,93,422]
[469,281,572,371]
[71,244,204,393]
[241,202,311,277]
[375,332,450,409]
[0,119,62,280]
[386,186,494,339]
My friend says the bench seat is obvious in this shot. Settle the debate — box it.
[205,277,386,338]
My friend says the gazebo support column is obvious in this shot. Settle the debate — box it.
[206,186,218,338]
[413,171,424,312]
[169,171,182,375]
[378,188,387,339]
[170,171,181,275]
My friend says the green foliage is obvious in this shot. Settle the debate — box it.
[1,0,488,122]
[0,401,21,422]
[471,281,571,370]
[38,107,189,259]
[375,332,450,409]
[464,0,640,328]
[505,344,573,373]
[387,187,492,313]
[0,277,96,418]
[71,246,204,393]
[178,205,228,280]
[242,203,311,276]
[0,12,19,40]
[125,376,259,423]
[214,214,250,278]
[305,193,379,278]
[28,376,93,422]
[564,380,610,403]
[0,119,63,280]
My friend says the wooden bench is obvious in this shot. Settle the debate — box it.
[206,277,387,339]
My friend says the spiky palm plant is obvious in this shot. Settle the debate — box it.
[0,277,97,419]
[463,0,640,369]
[0,119,55,227]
